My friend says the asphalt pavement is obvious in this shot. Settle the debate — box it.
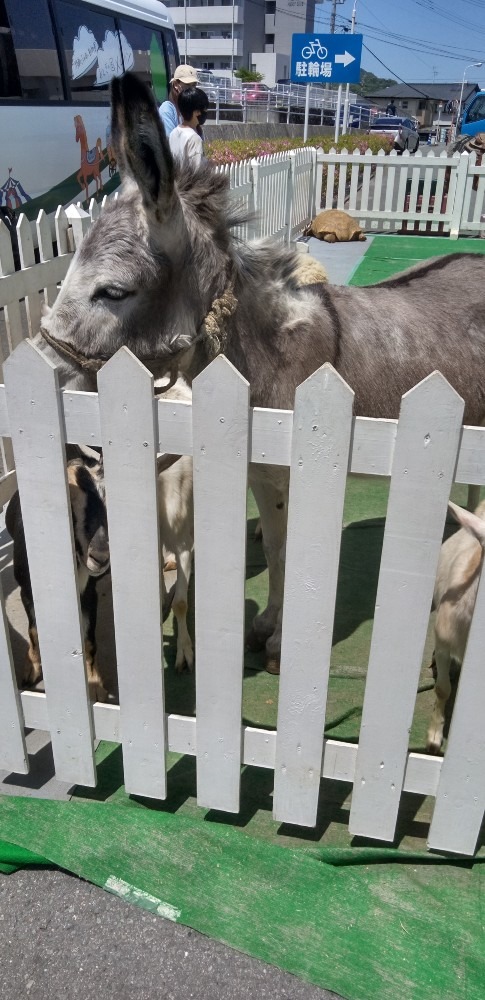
[0,869,344,1000]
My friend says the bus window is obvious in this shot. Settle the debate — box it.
[163,29,178,88]
[0,0,21,98]
[4,0,63,100]
[117,20,169,103]
[54,0,124,102]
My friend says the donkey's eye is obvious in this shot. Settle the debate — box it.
[93,286,132,302]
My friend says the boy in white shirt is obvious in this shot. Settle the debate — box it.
[169,87,209,168]
[159,64,199,137]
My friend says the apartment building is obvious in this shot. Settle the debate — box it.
[165,0,316,85]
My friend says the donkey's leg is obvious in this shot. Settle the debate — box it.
[247,468,288,659]
[21,588,42,686]
[173,546,194,672]
[426,645,452,753]
[82,580,108,703]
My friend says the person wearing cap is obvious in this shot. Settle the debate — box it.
[159,65,199,137]
[169,87,209,168]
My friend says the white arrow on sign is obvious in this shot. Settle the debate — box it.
[335,51,355,67]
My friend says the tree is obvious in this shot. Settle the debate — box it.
[234,69,264,83]
[355,69,397,98]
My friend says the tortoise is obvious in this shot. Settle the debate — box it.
[304,209,366,243]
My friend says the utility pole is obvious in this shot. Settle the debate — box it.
[329,0,345,33]
[341,0,357,136]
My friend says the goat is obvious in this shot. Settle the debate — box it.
[5,445,110,702]
[157,380,194,672]
[427,499,485,753]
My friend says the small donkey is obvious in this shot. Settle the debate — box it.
[36,73,485,673]
[6,445,110,702]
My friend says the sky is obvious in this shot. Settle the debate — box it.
[313,0,485,86]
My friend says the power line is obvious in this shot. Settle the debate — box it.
[361,41,434,97]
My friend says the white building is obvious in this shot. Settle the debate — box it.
[164,0,316,85]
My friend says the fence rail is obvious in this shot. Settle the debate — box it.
[0,346,484,854]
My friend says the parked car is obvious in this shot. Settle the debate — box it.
[368,116,420,152]
[231,82,275,104]
[196,70,218,102]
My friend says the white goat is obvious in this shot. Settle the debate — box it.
[427,499,485,753]
[156,380,194,672]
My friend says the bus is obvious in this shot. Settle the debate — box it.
[0,0,179,232]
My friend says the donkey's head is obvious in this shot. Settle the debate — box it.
[41,74,234,383]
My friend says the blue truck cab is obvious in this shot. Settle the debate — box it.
[459,91,485,136]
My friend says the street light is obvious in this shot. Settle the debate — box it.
[456,62,483,139]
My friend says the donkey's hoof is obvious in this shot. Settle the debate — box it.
[89,680,109,704]
[426,732,443,755]
[245,629,267,653]
[265,657,280,675]
[23,655,42,687]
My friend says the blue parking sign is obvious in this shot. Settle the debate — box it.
[290,33,362,85]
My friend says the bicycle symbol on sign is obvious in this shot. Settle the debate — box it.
[301,39,328,60]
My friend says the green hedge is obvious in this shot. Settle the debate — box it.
[206,133,393,164]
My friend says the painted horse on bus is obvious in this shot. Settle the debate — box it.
[75,115,104,203]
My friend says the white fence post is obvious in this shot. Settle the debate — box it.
[65,204,91,251]
[55,206,70,256]
[36,210,58,308]
[192,355,249,813]
[251,158,261,239]
[273,364,354,826]
[349,373,464,843]
[449,152,469,239]
[98,348,167,800]
[4,339,97,787]
[313,147,324,217]
[16,215,43,338]
[284,150,295,243]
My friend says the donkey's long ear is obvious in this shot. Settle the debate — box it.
[111,73,174,211]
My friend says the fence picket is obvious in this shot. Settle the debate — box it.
[36,210,57,307]
[273,365,354,826]
[0,569,28,774]
[450,153,469,239]
[16,215,43,338]
[192,356,249,812]
[418,155,433,232]
[97,348,167,800]
[55,206,70,256]
[337,148,348,208]
[4,339,96,786]
[428,561,485,855]
[349,373,464,842]
[324,155,336,210]
[0,219,24,354]
[65,204,91,249]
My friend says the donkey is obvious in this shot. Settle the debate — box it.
[36,72,485,673]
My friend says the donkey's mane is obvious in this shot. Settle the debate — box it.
[173,157,303,292]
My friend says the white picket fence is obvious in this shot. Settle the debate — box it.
[0,346,484,855]
[321,147,485,238]
[218,146,318,242]
[0,153,485,855]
